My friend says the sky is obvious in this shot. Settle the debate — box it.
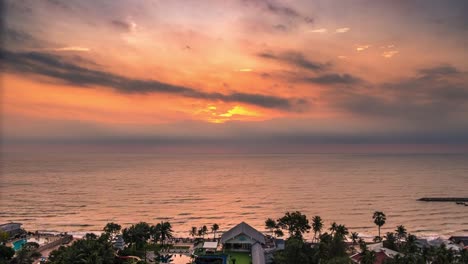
[2,0,468,153]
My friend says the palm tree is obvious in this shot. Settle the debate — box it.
[159,221,173,246]
[312,216,323,243]
[211,224,219,239]
[274,229,284,238]
[395,225,407,246]
[358,237,367,252]
[350,232,359,248]
[189,226,198,238]
[265,218,277,236]
[335,224,349,238]
[199,225,208,239]
[329,222,338,236]
[372,211,386,241]
[361,250,376,264]
[384,232,397,250]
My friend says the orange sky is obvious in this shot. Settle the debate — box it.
[2,0,468,151]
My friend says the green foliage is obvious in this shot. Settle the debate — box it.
[211,224,219,239]
[122,222,151,250]
[47,233,115,264]
[8,241,42,264]
[383,232,397,251]
[316,225,349,262]
[276,211,311,239]
[0,244,15,262]
[151,222,173,245]
[189,227,197,238]
[104,222,122,239]
[323,256,353,264]
[197,226,208,238]
[312,216,323,242]
[265,218,277,234]
[273,237,318,264]
[0,231,9,244]
[360,250,376,264]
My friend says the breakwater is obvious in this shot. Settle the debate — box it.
[418,197,468,202]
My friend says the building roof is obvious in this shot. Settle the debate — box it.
[351,251,391,264]
[220,222,265,244]
[449,236,468,245]
[202,241,218,249]
[0,223,22,227]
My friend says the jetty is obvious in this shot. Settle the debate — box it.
[418,197,468,202]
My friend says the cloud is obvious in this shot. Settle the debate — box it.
[308,28,327,33]
[356,45,371,51]
[1,50,308,112]
[303,73,363,85]
[382,50,399,58]
[51,46,90,52]
[243,0,300,18]
[335,27,350,33]
[273,24,288,32]
[258,51,327,72]
[242,0,313,26]
[110,19,136,32]
[4,28,46,49]
[329,65,468,122]
[418,65,460,77]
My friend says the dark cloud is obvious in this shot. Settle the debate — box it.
[258,51,326,72]
[110,19,133,31]
[243,0,300,18]
[330,65,468,122]
[418,65,460,78]
[303,73,362,85]
[273,24,288,32]
[241,0,314,31]
[45,0,70,9]
[3,28,37,47]
[1,50,309,112]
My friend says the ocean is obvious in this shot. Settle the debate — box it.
[1,152,467,239]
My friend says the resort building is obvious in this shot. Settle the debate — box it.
[221,222,266,252]
[0,222,23,238]
[195,222,281,264]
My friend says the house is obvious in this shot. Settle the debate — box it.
[0,223,23,238]
[221,222,266,251]
[195,222,280,264]
[220,222,266,264]
[351,243,402,264]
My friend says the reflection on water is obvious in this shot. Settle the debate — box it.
[1,153,468,239]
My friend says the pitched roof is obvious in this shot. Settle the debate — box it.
[449,236,468,245]
[220,222,265,244]
[351,251,391,264]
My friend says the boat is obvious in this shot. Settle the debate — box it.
[456,202,464,205]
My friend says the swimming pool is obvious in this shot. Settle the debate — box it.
[12,239,27,251]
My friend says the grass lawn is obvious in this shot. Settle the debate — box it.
[225,252,252,264]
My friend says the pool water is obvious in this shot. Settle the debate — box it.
[159,254,193,264]
[12,239,27,251]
